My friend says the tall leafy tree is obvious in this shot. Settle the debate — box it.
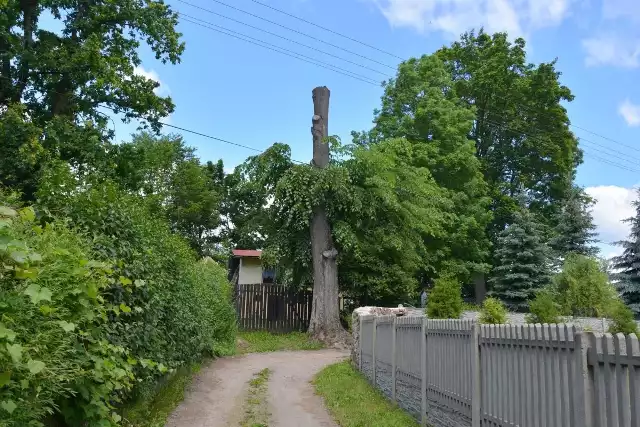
[356,30,581,255]
[352,54,492,285]
[0,0,184,200]
[491,205,551,311]
[110,132,223,255]
[612,190,640,316]
[435,30,581,235]
[549,185,599,261]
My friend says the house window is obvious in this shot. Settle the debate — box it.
[262,268,275,284]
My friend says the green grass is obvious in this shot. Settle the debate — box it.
[313,361,419,427]
[237,331,324,354]
[122,363,201,427]
[240,368,272,427]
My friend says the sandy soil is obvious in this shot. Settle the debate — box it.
[165,349,348,427]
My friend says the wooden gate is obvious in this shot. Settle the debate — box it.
[235,283,313,332]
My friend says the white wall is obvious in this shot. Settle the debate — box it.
[238,257,263,284]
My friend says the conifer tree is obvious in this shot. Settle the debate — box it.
[612,190,640,316]
[549,186,599,262]
[491,207,551,311]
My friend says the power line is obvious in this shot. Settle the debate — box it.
[176,4,392,78]
[582,150,640,173]
[482,118,640,174]
[204,0,397,70]
[179,15,381,86]
[245,0,405,61]
[571,123,640,154]
[209,1,639,156]
[578,138,640,165]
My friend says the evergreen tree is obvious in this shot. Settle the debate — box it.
[491,207,551,311]
[612,190,640,316]
[549,186,599,261]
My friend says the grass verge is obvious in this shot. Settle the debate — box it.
[237,331,323,354]
[240,368,272,427]
[313,361,419,427]
[122,363,201,427]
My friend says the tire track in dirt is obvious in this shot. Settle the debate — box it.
[165,349,348,427]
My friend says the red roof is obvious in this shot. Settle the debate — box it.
[232,249,262,258]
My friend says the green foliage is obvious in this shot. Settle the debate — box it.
[549,186,599,262]
[436,30,580,241]
[313,361,419,427]
[0,0,184,201]
[526,289,561,324]
[110,133,223,256]
[478,297,508,324]
[426,277,463,319]
[122,363,201,427]
[267,61,492,302]
[0,199,136,426]
[490,206,551,311]
[613,189,640,316]
[351,54,492,285]
[554,254,618,318]
[608,301,639,335]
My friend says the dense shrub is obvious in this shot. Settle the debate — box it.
[526,289,561,324]
[554,254,618,317]
[426,277,463,319]
[478,297,508,324]
[37,173,236,399]
[608,301,639,335]
[0,200,141,426]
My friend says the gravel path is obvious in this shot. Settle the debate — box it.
[166,349,348,427]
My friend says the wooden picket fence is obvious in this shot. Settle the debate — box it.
[358,315,640,427]
[235,283,312,332]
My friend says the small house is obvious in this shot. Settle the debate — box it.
[229,249,276,285]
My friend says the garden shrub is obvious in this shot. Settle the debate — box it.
[554,254,618,317]
[526,289,561,324]
[426,277,463,319]
[0,199,143,426]
[608,301,639,335]
[478,297,508,324]
[15,168,237,422]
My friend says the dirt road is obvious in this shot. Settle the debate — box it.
[166,349,348,427]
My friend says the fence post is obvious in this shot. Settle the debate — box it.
[372,316,377,386]
[573,330,592,427]
[471,322,481,427]
[358,314,363,371]
[421,317,428,427]
[392,316,397,401]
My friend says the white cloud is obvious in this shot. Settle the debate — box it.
[368,0,572,39]
[585,185,638,244]
[582,35,640,68]
[619,99,640,127]
[133,66,170,96]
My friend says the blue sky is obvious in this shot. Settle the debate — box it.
[97,0,640,256]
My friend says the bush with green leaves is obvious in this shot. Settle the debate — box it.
[0,200,144,426]
[554,254,618,318]
[608,301,639,335]
[36,171,236,398]
[478,297,508,324]
[526,289,561,324]
[426,277,463,319]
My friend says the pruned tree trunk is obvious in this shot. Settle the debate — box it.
[307,86,347,346]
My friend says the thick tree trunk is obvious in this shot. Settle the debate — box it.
[307,86,347,346]
[12,0,39,103]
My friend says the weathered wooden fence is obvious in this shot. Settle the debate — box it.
[357,315,640,427]
[235,283,312,332]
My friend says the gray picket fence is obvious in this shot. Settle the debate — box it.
[357,315,640,427]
